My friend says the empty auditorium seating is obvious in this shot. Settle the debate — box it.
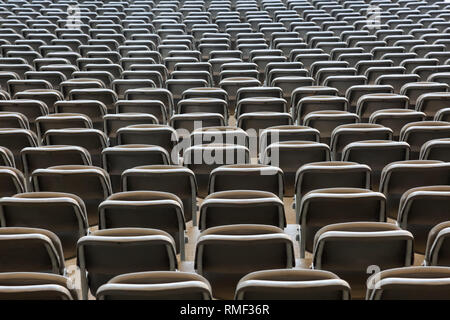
[330,123,393,160]
[35,113,93,140]
[295,95,347,124]
[31,165,112,226]
[262,141,330,196]
[235,269,350,300]
[0,227,65,275]
[366,266,450,300]
[77,228,177,299]
[0,0,450,302]
[43,128,108,167]
[425,221,450,266]
[116,124,178,159]
[0,192,88,259]
[199,190,285,231]
[0,272,78,300]
[416,92,450,120]
[102,145,170,192]
[122,165,196,223]
[184,143,250,197]
[209,164,284,198]
[420,138,450,161]
[398,186,450,254]
[0,128,38,171]
[295,161,371,202]
[297,188,386,258]
[356,93,409,122]
[380,161,450,219]
[342,140,410,190]
[370,109,426,140]
[400,121,450,159]
[98,191,186,259]
[312,222,414,299]
[0,166,26,197]
[97,271,212,300]
[195,224,294,299]
[0,146,15,167]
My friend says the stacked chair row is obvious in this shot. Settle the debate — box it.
[0,0,450,300]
